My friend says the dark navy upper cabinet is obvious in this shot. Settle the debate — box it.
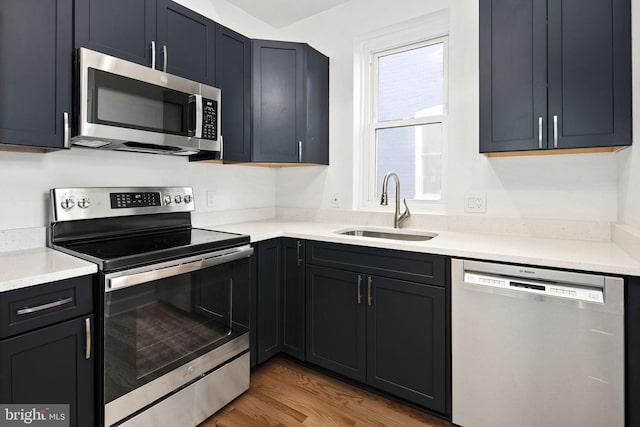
[75,0,157,67]
[156,0,216,86]
[76,0,215,85]
[0,0,73,149]
[479,0,631,153]
[215,25,252,162]
[251,40,329,164]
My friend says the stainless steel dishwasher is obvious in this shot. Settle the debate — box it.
[451,259,624,427]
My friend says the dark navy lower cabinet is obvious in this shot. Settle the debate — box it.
[367,276,446,412]
[281,239,306,360]
[627,277,640,427]
[254,239,283,365]
[305,241,449,414]
[0,0,73,149]
[0,276,94,427]
[252,238,306,366]
[305,265,367,382]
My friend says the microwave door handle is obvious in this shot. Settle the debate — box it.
[151,41,156,70]
[163,45,168,72]
[189,94,203,138]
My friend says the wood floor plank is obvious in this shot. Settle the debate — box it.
[200,357,452,427]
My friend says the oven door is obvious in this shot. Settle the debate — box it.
[101,245,252,427]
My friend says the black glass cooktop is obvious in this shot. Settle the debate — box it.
[56,228,249,271]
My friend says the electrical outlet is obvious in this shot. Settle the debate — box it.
[330,192,341,208]
[464,193,486,213]
[206,190,217,208]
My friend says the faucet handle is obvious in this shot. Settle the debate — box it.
[403,199,411,216]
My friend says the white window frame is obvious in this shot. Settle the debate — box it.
[354,11,450,212]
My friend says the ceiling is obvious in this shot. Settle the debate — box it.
[225,0,350,28]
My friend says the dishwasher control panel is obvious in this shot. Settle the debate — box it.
[464,272,604,303]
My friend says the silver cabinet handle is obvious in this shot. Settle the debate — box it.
[357,275,362,305]
[219,135,224,160]
[296,240,302,267]
[63,112,70,148]
[151,41,156,69]
[16,297,73,315]
[85,317,91,360]
[538,116,543,149]
[367,276,373,306]
[553,115,558,148]
[298,141,302,163]
[163,45,168,72]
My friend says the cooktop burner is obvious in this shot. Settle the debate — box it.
[56,228,248,271]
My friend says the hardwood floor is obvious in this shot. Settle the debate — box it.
[200,357,452,426]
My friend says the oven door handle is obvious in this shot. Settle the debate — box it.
[106,245,253,291]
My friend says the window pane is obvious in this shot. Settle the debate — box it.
[376,123,442,200]
[377,43,443,122]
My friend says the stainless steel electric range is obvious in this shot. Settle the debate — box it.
[48,187,252,427]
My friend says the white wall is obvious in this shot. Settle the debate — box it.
[0,0,285,233]
[0,149,275,230]
[273,0,620,222]
[617,1,640,229]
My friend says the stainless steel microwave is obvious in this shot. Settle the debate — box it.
[72,48,221,156]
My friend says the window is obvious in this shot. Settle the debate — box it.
[356,15,448,211]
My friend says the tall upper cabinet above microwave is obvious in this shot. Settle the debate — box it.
[75,0,216,87]
[479,0,631,155]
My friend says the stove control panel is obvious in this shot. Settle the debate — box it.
[51,187,195,221]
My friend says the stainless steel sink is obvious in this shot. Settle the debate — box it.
[336,227,437,242]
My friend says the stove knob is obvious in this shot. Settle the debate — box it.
[77,198,91,209]
[183,194,192,204]
[60,198,75,210]
[174,195,182,204]
[164,195,172,205]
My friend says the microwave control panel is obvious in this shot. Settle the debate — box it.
[189,95,218,141]
[201,98,218,140]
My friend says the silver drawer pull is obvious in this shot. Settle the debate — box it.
[16,297,73,315]
[85,318,91,360]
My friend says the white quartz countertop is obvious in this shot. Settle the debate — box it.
[0,247,97,293]
[208,220,640,277]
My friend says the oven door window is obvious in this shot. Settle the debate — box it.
[103,258,249,404]
[88,68,189,136]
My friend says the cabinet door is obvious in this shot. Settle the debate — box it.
[302,46,329,165]
[215,25,252,162]
[0,315,94,427]
[252,40,305,163]
[627,278,640,427]
[306,265,366,382]
[156,0,215,85]
[282,239,305,360]
[367,276,447,412]
[547,0,631,149]
[479,0,547,152]
[0,0,72,149]
[75,0,156,67]
[256,239,282,364]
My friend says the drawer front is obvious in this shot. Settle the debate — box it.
[306,241,446,287]
[0,275,93,339]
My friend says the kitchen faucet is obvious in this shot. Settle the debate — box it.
[380,171,411,229]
